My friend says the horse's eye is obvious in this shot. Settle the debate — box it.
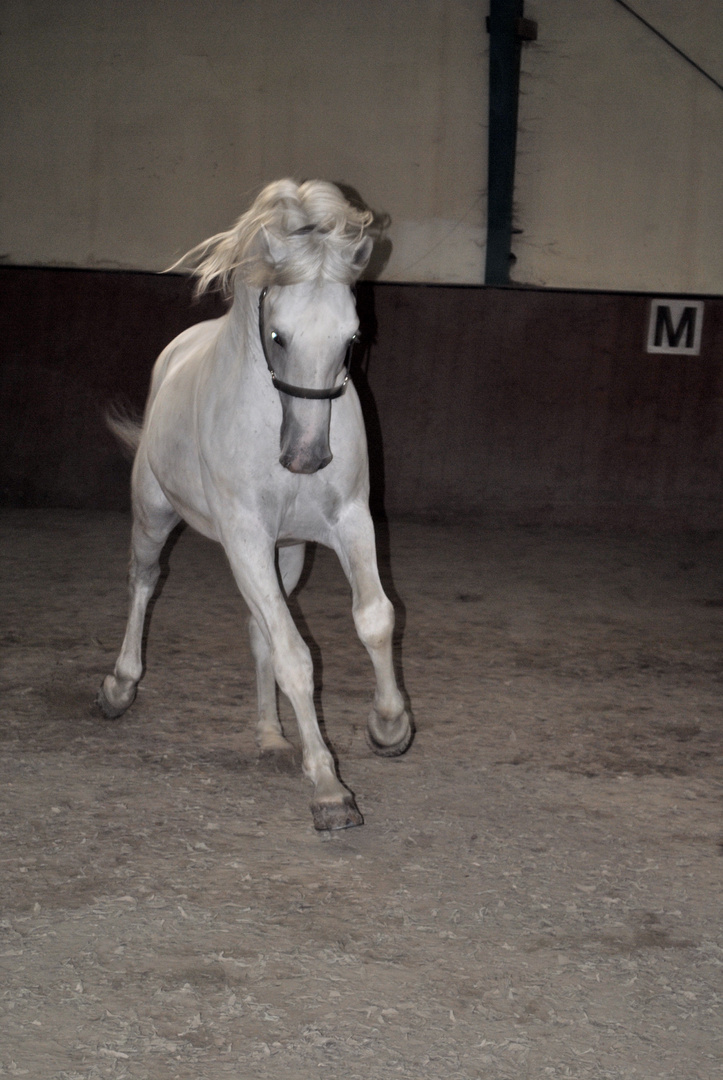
[270,331,286,349]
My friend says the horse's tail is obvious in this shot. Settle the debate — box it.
[105,405,143,459]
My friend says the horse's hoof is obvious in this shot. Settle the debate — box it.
[95,677,136,720]
[311,795,364,832]
[366,709,414,757]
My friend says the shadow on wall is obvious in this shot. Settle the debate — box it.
[334,182,393,283]
[334,183,392,522]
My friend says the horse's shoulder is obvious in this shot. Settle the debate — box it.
[153,318,223,385]
[169,317,223,352]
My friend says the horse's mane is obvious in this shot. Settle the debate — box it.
[173,179,373,297]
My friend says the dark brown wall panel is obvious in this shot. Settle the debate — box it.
[1,267,721,528]
[362,286,723,528]
[0,268,225,510]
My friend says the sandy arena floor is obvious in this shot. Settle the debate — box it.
[1,510,721,1079]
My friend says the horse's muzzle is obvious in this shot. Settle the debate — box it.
[279,447,333,474]
[279,398,333,474]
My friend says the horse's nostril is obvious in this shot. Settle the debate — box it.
[280,451,333,474]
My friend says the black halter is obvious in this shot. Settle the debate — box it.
[258,287,351,400]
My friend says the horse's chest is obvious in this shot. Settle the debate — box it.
[276,483,343,544]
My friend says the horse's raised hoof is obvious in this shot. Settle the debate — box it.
[311,795,364,832]
[366,709,414,757]
[95,676,137,720]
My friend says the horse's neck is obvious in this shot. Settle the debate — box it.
[217,282,264,385]
[230,280,258,335]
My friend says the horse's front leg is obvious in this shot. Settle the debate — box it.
[333,508,413,756]
[227,534,362,831]
[248,542,306,758]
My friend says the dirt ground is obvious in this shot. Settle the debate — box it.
[1,509,721,1080]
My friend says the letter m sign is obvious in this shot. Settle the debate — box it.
[646,299,704,355]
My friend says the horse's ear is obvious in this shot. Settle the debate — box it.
[260,226,288,268]
[351,236,374,275]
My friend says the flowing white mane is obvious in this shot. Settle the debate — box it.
[175,179,373,296]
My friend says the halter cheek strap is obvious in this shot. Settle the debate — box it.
[258,287,351,400]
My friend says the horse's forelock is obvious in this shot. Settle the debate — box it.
[266,227,368,288]
[178,180,372,297]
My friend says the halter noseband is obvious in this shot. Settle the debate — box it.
[258,287,351,400]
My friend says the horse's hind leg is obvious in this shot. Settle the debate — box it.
[249,542,306,758]
[97,478,179,719]
[333,508,413,757]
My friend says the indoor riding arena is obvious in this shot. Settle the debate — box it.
[1,4,721,1080]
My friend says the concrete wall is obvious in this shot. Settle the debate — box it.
[2,267,721,529]
[514,0,723,293]
[0,0,487,284]
[0,1,720,290]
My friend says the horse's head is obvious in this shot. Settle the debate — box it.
[259,278,364,474]
[256,203,373,474]
[175,178,375,473]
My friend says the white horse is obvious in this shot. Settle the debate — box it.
[98,179,412,830]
